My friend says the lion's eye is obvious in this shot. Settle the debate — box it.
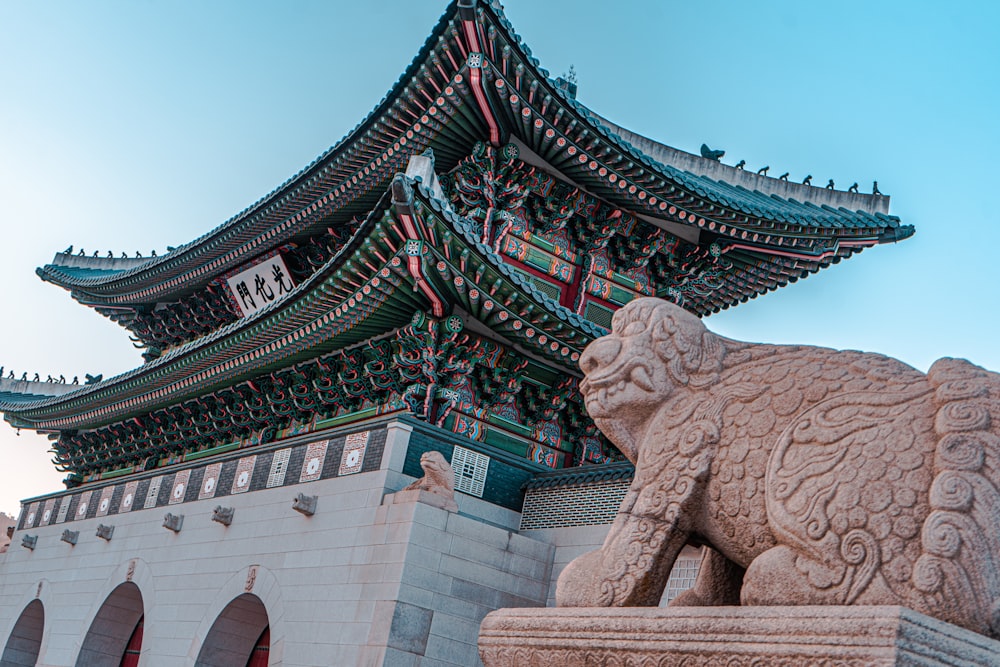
[620,320,646,336]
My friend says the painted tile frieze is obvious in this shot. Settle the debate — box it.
[17,427,386,529]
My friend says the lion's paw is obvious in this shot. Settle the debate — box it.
[555,549,608,607]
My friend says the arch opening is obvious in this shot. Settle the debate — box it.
[75,582,144,667]
[1,599,44,667]
[195,593,269,667]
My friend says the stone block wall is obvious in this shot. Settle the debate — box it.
[0,462,405,665]
[0,417,696,665]
[363,496,552,666]
[0,419,552,666]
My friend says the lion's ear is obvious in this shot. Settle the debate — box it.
[670,358,691,386]
[686,332,727,389]
[674,319,708,371]
[699,332,724,374]
[651,317,692,385]
[652,314,674,338]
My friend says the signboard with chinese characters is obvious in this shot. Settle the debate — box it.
[225,254,296,317]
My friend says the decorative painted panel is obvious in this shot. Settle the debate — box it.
[199,463,222,500]
[120,481,139,513]
[339,431,369,475]
[299,441,328,483]
[230,457,257,494]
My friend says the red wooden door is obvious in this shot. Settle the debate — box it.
[118,616,143,667]
[246,627,269,667]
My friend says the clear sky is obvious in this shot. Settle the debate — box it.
[0,0,997,516]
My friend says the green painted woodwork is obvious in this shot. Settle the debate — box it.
[183,441,240,462]
[314,406,382,430]
[480,426,530,458]
[99,466,134,480]
[484,413,532,439]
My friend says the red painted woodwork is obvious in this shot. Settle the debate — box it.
[118,616,143,667]
[246,627,270,667]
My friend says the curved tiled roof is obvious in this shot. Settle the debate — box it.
[522,461,634,490]
[36,0,909,320]
[36,1,469,301]
[3,186,403,426]
[410,177,606,340]
[0,378,79,406]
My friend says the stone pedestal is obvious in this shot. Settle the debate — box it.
[382,487,458,512]
[478,606,1000,666]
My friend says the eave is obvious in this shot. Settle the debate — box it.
[34,0,910,322]
[3,176,605,432]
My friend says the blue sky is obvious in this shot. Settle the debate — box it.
[0,0,997,515]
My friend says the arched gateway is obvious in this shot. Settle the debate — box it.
[195,593,270,667]
[74,582,144,667]
[0,599,44,667]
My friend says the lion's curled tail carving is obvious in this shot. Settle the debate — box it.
[915,358,1000,636]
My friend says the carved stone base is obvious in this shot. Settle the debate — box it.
[383,488,458,512]
[478,606,1000,666]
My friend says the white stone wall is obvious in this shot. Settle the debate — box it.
[0,419,703,666]
[0,466,401,666]
[0,422,554,667]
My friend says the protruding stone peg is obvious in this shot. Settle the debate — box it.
[212,506,235,526]
[292,493,317,516]
[163,513,184,533]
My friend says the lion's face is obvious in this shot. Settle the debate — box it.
[578,298,715,460]
[420,451,454,491]
[579,300,670,420]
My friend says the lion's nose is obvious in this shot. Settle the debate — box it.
[579,337,622,375]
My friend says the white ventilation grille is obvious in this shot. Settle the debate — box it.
[267,448,292,488]
[451,446,489,498]
[144,476,164,509]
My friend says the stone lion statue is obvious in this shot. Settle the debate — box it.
[402,450,459,511]
[556,297,1000,638]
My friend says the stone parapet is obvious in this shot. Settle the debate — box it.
[478,606,1000,667]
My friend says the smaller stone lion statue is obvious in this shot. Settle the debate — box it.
[556,297,1000,639]
[402,450,459,512]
